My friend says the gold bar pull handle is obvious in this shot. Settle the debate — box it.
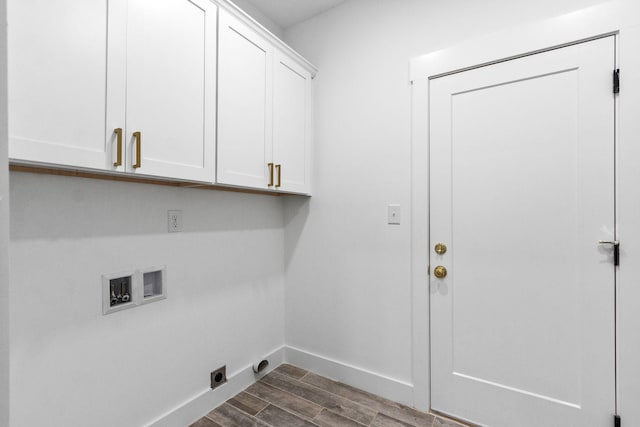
[113,128,123,167]
[268,163,274,187]
[133,131,142,169]
[275,164,282,188]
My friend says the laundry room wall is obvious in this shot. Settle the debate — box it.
[9,172,287,427]
[281,0,609,407]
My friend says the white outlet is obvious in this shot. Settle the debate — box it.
[168,210,183,232]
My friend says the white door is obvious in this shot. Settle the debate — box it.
[217,10,273,189]
[429,37,616,426]
[273,52,312,194]
[8,0,125,171]
[126,0,217,182]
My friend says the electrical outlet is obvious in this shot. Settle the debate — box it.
[168,210,183,233]
[210,366,227,390]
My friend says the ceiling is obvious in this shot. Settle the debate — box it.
[239,0,347,29]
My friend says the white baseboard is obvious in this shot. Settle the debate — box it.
[144,345,286,427]
[145,345,416,427]
[284,345,415,407]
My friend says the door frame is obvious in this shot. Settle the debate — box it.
[409,1,640,423]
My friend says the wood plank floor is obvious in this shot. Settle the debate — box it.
[190,364,470,427]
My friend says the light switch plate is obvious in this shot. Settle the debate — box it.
[388,204,401,225]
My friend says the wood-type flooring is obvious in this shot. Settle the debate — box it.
[190,364,470,427]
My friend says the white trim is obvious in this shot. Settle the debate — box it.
[285,345,415,407]
[0,0,8,424]
[616,23,640,427]
[409,0,640,420]
[410,77,430,412]
[215,0,318,76]
[144,346,286,427]
[410,0,636,82]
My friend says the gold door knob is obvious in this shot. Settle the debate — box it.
[434,243,447,255]
[433,266,447,279]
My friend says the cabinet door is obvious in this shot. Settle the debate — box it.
[217,10,273,189]
[273,53,312,194]
[8,0,126,171]
[126,0,217,182]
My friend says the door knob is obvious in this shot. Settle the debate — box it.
[434,266,447,279]
[434,243,447,255]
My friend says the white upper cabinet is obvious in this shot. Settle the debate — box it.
[8,0,120,170]
[126,0,217,181]
[8,0,314,192]
[217,8,315,194]
[217,11,273,189]
[273,53,312,194]
[8,0,217,182]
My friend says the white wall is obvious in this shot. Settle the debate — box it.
[282,0,608,407]
[9,173,285,427]
[0,0,8,424]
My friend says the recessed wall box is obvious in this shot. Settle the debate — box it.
[141,266,166,305]
[102,266,167,315]
[102,271,136,315]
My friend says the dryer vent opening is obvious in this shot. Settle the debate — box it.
[252,359,269,374]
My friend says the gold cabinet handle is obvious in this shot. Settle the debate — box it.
[268,163,274,187]
[133,131,142,169]
[275,164,282,188]
[113,128,123,167]
[433,266,448,279]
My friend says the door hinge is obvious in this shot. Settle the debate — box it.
[613,69,620,94]
[614,414,621,427]
[599,240,620,266]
